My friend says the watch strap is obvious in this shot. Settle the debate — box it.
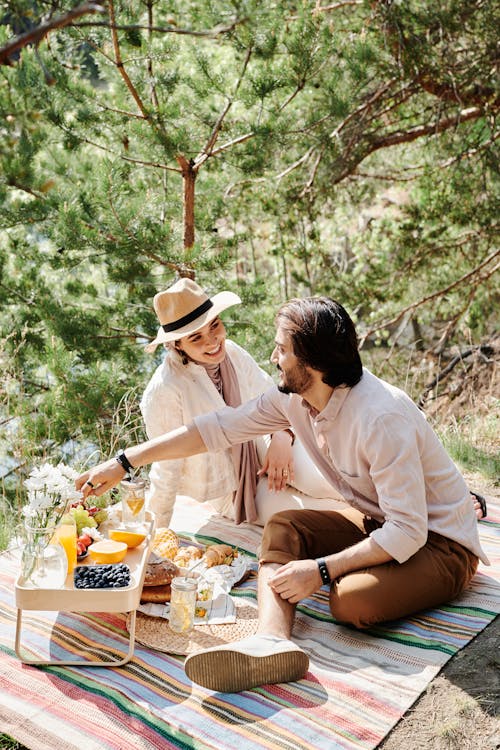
[316,557,331,585]
[115,450,135,476]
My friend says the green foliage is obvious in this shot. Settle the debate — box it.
[0,0,498,491]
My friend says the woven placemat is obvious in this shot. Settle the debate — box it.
[127,598,258,655]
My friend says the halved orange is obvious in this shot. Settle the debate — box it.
[109,528,147,548]
[88,540,127,564]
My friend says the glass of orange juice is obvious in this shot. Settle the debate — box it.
[56,514,77,576]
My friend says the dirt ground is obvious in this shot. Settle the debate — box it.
[379,615,499,750]
[380,480,499,750]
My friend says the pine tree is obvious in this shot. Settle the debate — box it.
[0,0,497,479]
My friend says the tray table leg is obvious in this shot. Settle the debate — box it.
[15,608,136,667]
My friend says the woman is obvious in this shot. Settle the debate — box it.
[140,278,346,527]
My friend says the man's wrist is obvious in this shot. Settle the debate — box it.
[316,557,332,585]
[115,449,135,476]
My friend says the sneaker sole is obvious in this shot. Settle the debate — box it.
[184,648,309,693]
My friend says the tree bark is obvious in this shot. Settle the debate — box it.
[176,155,197,251]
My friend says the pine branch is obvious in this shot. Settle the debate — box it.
[276,147,315,180]
[208,132,255,157]
[0,2,106,66]
[195,46,253,167]
[108,0,150,120]
[121,155,181,173]
[359,249,500,347]
[72,19,243,37]
[5,180,44,198]
[313,1,363,12]
[145,0,160,110]
[369,106,484,150]
[417,344,494,408]
[330,79,401,139]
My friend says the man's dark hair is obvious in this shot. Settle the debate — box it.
[276,297,363,388]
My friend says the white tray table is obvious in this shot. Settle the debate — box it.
[14,512,155,667]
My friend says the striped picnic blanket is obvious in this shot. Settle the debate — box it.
[0,496,498,750]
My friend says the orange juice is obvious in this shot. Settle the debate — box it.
[56,519,77,575]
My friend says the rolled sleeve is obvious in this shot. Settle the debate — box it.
[370,522,425,564]
[194,389,291,452]
[366,413,428,563]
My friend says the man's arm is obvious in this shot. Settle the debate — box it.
[269,537,392,604]
[76,423,206,497]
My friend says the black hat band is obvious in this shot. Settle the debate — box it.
[162,298,214,333]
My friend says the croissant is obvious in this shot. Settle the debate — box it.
[173,544,204,566]
[205,543,238,568]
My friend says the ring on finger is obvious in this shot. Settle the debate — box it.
[86,480,95,488]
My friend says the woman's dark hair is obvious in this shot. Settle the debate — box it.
[276,297,363,388]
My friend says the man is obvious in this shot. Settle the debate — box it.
[77,297,488,693]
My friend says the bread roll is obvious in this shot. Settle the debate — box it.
[140,584,171,603]
[205,543,237,568]
[143,559,180,587]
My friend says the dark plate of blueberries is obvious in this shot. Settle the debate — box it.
[74,563,131,589]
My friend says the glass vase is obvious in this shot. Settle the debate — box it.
[21,523,68,588]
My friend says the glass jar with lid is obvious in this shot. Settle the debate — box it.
[169,577,198,633]
[120,477,146,528]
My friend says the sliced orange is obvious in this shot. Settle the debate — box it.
[88,540,127,564]
[109,528,147,548]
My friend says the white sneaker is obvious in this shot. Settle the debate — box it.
[184,634,309,693]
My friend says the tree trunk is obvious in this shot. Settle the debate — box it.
[176,155,197,251]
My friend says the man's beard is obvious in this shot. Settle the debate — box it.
[277,361,313,395]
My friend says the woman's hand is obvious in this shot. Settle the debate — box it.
[258,430,295,492]
[76,459,126,498]
[268,559,323,603]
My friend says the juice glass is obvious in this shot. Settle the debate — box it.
[120,477,146,529]
[56,515,77,575]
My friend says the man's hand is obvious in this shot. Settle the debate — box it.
[268,559,323,603]
[76,458,126,498]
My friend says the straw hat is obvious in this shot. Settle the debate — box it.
[145,278,241,353]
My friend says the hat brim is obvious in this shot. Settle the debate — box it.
[144,291,241,353]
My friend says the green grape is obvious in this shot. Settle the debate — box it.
[93,509,108,525]
[70,507,97,535]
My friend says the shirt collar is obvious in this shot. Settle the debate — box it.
[301,384,351,422]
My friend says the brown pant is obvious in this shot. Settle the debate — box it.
[260,508,478,629]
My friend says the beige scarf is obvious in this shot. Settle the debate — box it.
[202,355,259,524]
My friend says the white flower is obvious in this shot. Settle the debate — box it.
[22,462,83,529]
[81,526,103,541]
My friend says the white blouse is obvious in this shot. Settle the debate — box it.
[139,340,273,526]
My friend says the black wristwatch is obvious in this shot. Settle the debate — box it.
[316,557,331,586]
[115,450,135,477]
